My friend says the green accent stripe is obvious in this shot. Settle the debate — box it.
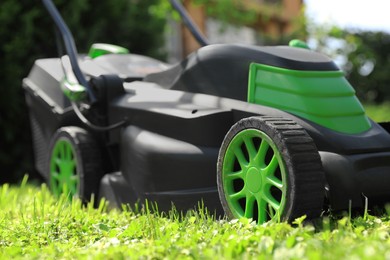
[60,78,87,101]
[247,63,371,134]
[88,43,129,58]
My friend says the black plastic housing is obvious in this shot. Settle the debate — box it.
[24,45,390,214]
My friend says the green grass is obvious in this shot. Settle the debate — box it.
[1,178,390,259]
[364,102,390,122]
[2,104,389,259]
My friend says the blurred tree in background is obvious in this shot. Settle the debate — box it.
[308,24,390,103]
[341,31,390,103]
[0,0,166,183]
[195,0,307,45]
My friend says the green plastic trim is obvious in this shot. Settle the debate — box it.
[247,63,371,134]
[222,129,287,224]
[50,139,79,198]
[289,39,310,49]
[88,43,129,58]
[61,78,87,101]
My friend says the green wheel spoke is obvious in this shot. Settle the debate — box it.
[229,189,246,201]
[244,194,256,218]
[255,139,269,165]
[233,146,248,169]
[51,171,60,180]
[55,158,62,166]
[266,176,283,190]
[65,144,73,160]
[68,177,79,191]
[257,198,267,224]
[268,204,276,218]
[60,143,66,159]
[243,137,257,162]
[61,182,69,194]
[51,183,61,196]
[70,175,78,182]
[67,180,77,196]
[265,154,279,176]
[263,190,280,210]
[70,161,76,171]
[57,158,74,167]
[225,170,245,180]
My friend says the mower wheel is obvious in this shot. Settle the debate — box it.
[47,126,102,202]
[217,116,325,224]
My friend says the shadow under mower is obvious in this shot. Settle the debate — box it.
[23,0,390,224]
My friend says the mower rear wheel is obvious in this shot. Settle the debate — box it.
[47,126,102,202]
[217,116,325,224]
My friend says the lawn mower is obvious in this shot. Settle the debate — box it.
[23,0,390,224]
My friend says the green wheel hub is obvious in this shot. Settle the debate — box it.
[222,129,287,223]
[50,138,79,198]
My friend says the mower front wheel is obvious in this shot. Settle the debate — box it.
[217,116,325,224]
[47,126,102,202]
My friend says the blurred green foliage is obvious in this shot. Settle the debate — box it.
[194,0,258,26]
[364,102,390,122]
[309,24,390,103]
[193,0,307,45]
[0,0,166,183]
[342,31,390,103]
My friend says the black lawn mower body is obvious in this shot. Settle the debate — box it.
[23,0,390,222]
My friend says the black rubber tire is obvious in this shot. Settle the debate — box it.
[47,126,103,202]
[217,116,325,223]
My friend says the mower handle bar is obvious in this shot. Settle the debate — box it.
[42,0,97,103]
[169,0,209,47]
[41,0,209,103]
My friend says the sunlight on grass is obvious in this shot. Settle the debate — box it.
[364,102,390,122]
[0,179,390,259]
[1,104,390,258]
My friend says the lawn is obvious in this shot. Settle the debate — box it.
[364,102,390,122]
[0,177,390,259]
[1,103,390,259]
